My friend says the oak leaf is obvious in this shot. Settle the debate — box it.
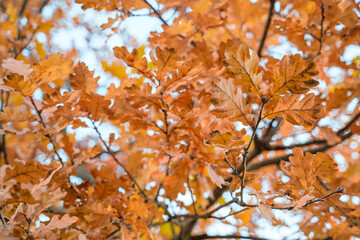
[0,105,33,123]
[293,193,314,211]
[206,163,226,189]
[2,73,38,96]
[163,160,188,199]
[223,45,262,96]
[270,54,318,98]
[264,94,321,127]
[211,78,253,126]
[32,214,78,237]
[2,58,33,80]
[207,130,244,149]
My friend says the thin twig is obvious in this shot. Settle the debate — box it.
[26,218,31,237]
[187,167,198,215]
[30,97,64,166]
[312,3,325,60]
[0,210,6,228]
[257,0,276,57]
[18,0,29,17]
[143,0,169,26]
[240,100,266,204]
[89,117,171,217]
[106,223,121,239]
[191,234,267,240]
[247,131,353,172]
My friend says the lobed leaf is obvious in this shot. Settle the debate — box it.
[211,78,253,126]
[264,94,322,127]
[223,45,262,96]
[270,54,318,98]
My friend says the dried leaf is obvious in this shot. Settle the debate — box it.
[293,194,314,210]
[223,45,262,96]
[270,54,318,98]
[32,214,78,237]
[206,163,226,189]
[258,203,273,223]
[211,78,253,126]
[264,94,321,127]
[0,105,32,123]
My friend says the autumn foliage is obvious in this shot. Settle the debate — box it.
[0,0,360,239]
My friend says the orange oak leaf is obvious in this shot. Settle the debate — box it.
[211,78,253,126]
[270,54,318,98]
[2,73,38,96]
[206,163,226,189]
[163,160,188,199]
[207,130,244,149]
[32,214,78,237]
[264,94,322,127]
[223,45,263,96]
[293,193,314,210]
[0,105,33,123]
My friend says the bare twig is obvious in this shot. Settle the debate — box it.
[30,97,64,166]
[312,3,325,60]
[191,234,267,240]
[18,0,29,17]
[143,0,169,26]
[257,0,276,57]
[187,167,198,215]
[0,210,6,228]
[26,218,31,237]
[240,100,266,204]
[247,131,353,172]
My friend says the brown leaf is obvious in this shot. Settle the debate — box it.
[270,54,318,98]
[223,45,262,96]
[163,160,188,199]
[32,214,78,237]
[264,94,321,127]
[206,163,226,189]
[0,105,33,123]
[293,194,314,210]
[211,78,253,126]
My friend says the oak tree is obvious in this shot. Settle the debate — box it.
[0,0,359,239]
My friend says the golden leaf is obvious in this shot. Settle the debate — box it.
[264,94,321,127]
[206,163,226,189]
[163,160,188,199]
[150,47,182,80]
[289,148,315,191]
[207,130,244,149]
[0,105,32,123]
[270,54,318,98]
[211,78,253,126]
[69,62,99,93]
[223,45,262,96]
[32,214,78,237]
[3,73,38,96]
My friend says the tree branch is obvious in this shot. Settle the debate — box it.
[30,97,65,166]
[257,0,276,57]
[265,112,359,151]
[240,100,266,203]
[247,131,353,172]
[0,209,6,228]
[191,234,267,240]
[143,0,169,26]
[312,3,325,60]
